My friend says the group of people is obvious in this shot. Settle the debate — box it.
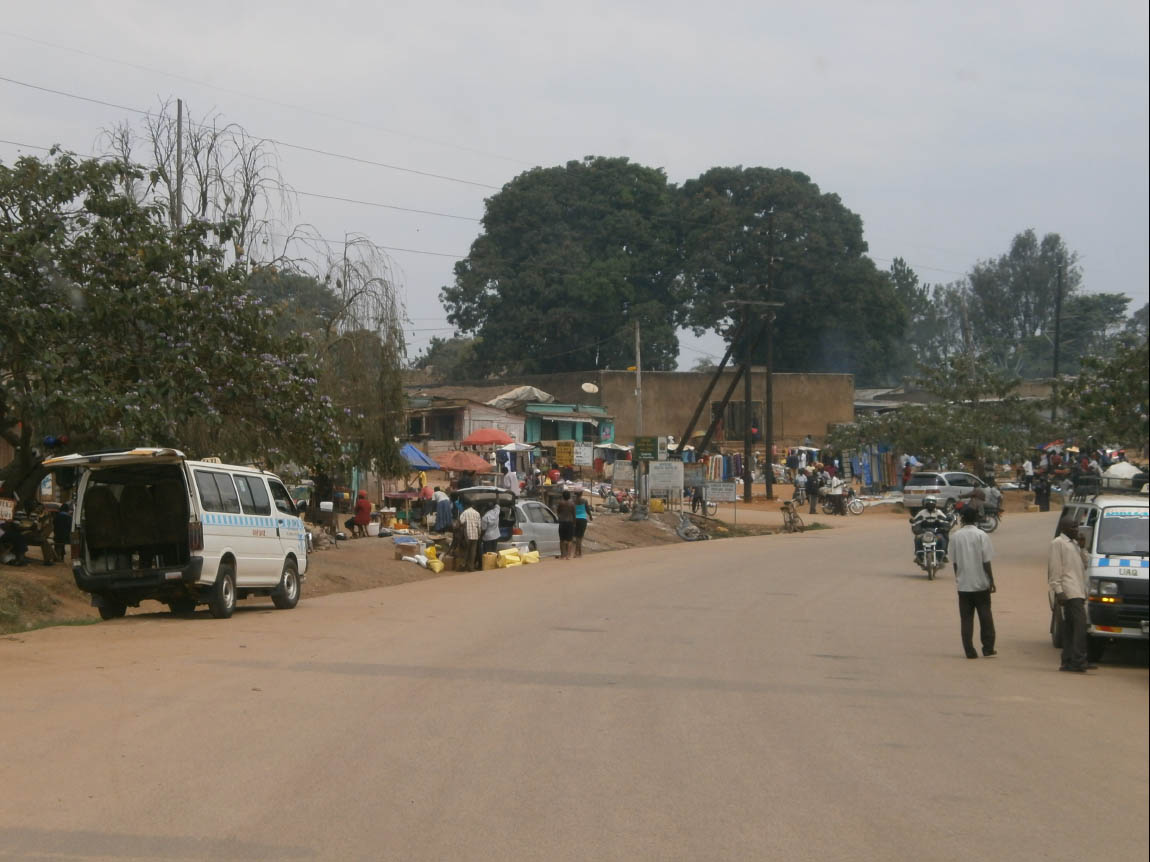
[1,503,71,567]
[792,463,848,515]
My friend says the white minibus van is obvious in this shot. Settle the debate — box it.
[44,448,307,620]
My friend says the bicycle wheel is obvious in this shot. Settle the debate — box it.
[789,513,804,533]
[705,501,718,517]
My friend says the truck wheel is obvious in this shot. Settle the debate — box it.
[208,565,236,619]
[98,600,127,621]
[271,559,300,610]
[168,598,196,615]
[1050,607,1063,648]
[1087,639,1106,663]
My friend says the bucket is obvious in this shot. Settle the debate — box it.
[367,523,380,537]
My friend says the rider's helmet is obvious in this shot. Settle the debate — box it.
[923,495,938,510]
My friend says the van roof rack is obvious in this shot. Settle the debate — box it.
[1071,474,1150,501]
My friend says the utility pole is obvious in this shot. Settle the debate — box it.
[742,307,754,502]
[634,318,643,436]
[1051,257,1064,422]
[174,98,184,228]
[764,213,777,500]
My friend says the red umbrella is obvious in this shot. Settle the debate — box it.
[437,450,494,472]
[461,428,514,446]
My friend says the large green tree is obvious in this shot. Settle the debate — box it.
[0,151,338,498]
[441,157,680,374]
[678,167,907,385]
[829,353,1052,470]
[1066,338,1149,446]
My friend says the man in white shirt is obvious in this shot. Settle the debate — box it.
[827,474,845,516]
[500,466,519,496]
[949,507,997,659]
[1048,516,1093,672]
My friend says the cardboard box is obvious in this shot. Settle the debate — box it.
[394,540,420,561]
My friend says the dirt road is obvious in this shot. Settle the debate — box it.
[1,509,1146,860]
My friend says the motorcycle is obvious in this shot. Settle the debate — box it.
[820,486,866,516]
[950,499,1000,533]
[917,528,944,579]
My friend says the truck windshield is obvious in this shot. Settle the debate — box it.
[1096,510,1149,556]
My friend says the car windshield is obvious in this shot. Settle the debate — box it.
[1096,509,1149,556]
[905,474,941,487]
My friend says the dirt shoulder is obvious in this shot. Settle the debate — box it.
[1,508,803,634]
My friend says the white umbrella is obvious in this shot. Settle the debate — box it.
[498,442,535,452]
[1104,462,1141,479]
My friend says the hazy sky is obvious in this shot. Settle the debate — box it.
[3,1,1147,366]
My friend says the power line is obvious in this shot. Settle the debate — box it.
[293,189,481,222]
[0,28,534,169]
[0,74,501,190]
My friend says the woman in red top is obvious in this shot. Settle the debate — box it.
[353,490,373,538]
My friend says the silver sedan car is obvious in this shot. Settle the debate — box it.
[451,487,561,557]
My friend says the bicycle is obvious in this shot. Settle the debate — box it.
[781,499,805,533]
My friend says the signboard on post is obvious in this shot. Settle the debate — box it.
[704,481,738,503]
[683,463,705,489]
[574,442,594,467]
[648,461,684,492]
[635,437,659,461]
[555,440,575,467]
[611,460,633,484]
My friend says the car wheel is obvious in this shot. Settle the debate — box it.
[168,598,196,615]
[1050,607,1063,648]
[528,541,537,552]
[272,559,300,610]
[97,600,127,621]
[208,564,236,619]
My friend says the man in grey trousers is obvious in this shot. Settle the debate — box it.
[1048,516,1095,672]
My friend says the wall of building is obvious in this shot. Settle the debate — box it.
[510,370,853,447]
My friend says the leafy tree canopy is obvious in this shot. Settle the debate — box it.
[0,151,340,497]
[1066,338,1149,446]
[678,166,907,385]
[441,157,681,374]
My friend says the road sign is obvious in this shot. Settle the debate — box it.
[704,481,738,502]
[635,437,659,460]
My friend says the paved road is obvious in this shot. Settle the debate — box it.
[2,511,1146,861]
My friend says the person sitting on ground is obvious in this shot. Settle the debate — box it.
[352,490,373,538]
[0,518,30,566]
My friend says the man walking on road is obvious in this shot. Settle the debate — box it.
[949,507,997,659]
[1048,516,1094,673]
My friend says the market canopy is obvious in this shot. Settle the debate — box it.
[399,443,440,471]
[437,450,493,472]
[461,428,514,446]
[498,442,535,452]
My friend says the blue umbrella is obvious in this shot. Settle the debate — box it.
[400,443,440,471]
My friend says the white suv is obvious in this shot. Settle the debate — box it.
[45,448,307,620]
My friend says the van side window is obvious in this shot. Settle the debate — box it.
[194,470,241,514]
[267,479,296,516]
[234,475,272,516]
[195,471,223,512]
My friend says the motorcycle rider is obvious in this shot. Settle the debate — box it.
[911,496,953,563]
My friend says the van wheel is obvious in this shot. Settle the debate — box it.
[208,565,236,619]
[272,559,300,610]
[1050,607,1063,648]
[98,600,127,621]
[168,598,196,615]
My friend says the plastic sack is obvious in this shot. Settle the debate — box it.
[425,545,438,561]
[426,559,445,573]
[521,550,541,564]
